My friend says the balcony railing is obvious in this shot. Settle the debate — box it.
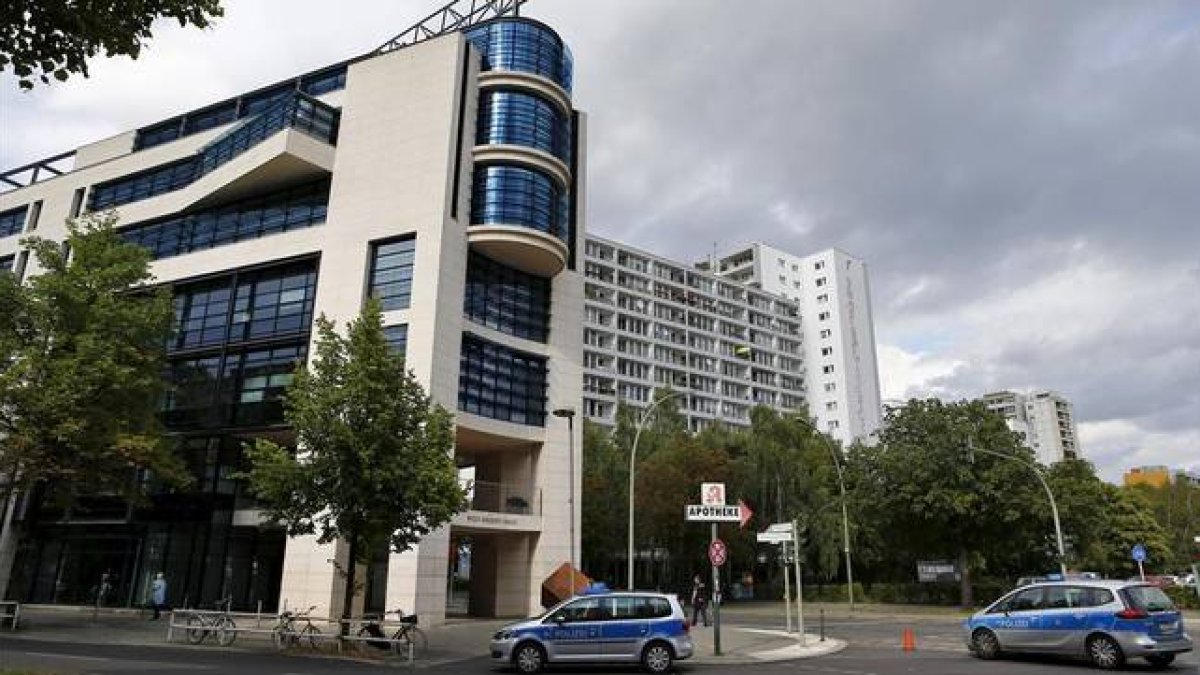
[462,479,541,516]
[198,92,340,177]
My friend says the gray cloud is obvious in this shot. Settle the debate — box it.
[2,0,1196,476]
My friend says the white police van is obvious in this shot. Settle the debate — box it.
[965,579,1192,669]
[490,590,693,673]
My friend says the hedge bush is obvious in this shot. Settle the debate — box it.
[1166,585,1199,610]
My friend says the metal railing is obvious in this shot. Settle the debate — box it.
[376,0,527,55]
[462,479,540,515]
[197,92,339,177]
[0,151,74,193]
[0,601,20,630]
[165,607,421,663]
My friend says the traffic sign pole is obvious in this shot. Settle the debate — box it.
[793,518,805,645]
[782,539,792,633]
[711,523,722,656]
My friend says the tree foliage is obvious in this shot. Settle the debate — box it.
[0,213,185,504]
[2,0,224,90]
[240,300,464,627]
[848,399,1047,606]
[1125,476,1199,573]
[581,394,1188,606]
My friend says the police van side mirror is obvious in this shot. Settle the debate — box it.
[553,613,567,624]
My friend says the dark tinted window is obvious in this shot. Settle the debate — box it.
[463,251,550,342]
[368,237,416,311]
[1009,587,1045,611]
[458,333,547,426]
[383,324,408,356]
[551,597,604,623]
[123,179,329,260]
[0,205,30,237]
[1123,585,1175,612]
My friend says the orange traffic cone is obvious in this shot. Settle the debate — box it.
[902,627,916,652]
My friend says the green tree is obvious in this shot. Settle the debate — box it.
[1096,485,1172,577]
[0,213,186,505]
[240,300,464,632]
[1126,476,1200,572]
[850,399,1047,606]
[581,420,627,583]
[3,0,224,90]
[1047,459,1114,572]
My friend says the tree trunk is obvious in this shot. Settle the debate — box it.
[958,547,973,609]
[341,539,358,637]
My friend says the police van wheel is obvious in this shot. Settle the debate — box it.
[1087,634,1125,670]
[512,642,545,674]
[972,629,1000,660]
[642,641,674,673]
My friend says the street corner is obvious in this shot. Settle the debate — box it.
[687,626,847,665]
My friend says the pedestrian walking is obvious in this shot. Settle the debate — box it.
[690,574,710,627]
[150,573,168,620]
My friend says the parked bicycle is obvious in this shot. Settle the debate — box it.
[185,597,236,646]
[355,608,427,658]
[273,605,322,650]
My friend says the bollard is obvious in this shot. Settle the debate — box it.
[819,608,825,642]
[902,627,916,652]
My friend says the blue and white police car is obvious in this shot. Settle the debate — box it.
[490,590,693,673]
[964,579,1192,669]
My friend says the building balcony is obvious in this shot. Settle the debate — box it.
[452,479,543,534]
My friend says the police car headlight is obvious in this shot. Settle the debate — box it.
[493,630,514,640]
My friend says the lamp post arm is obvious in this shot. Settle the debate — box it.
[627,391,684,591]
[973,447,1067,577]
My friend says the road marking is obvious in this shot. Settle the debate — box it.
[22,651,110,661]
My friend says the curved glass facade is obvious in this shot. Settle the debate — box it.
[464,251,551,342]
[477,89,571,164]
[458,333,548,427]
[471,165,569,241]
[465,19,573,93]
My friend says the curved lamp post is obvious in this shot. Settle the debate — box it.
[971,445,1068,578]
[792,417,855,611]
[627,390,686,590]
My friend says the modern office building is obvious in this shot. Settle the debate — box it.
[982,389,1080,464]
[0,2,582,623]
[695,242,882,444]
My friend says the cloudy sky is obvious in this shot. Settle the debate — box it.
[2,0,1197,481]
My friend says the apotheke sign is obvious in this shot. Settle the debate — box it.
[685,504,743,522]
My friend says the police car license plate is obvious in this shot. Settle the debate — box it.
[1159,620,1178,633]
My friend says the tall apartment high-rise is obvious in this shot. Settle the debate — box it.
[982,390,1081,464]
[580,237,882,446]
[0,4,583,623]
[582,237,808,433]
[699,243,883,444]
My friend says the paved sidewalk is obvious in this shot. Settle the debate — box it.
[5,604,844,667]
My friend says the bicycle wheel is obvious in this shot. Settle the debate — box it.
[273,625,295,651]
[216,616,237,647]
[301,623,323,650]
[185,615,209,644]
[354,626,380,657]
[407,626,427,658]
[392,626,427,659]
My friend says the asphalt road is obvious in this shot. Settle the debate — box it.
[2,613,1197,674]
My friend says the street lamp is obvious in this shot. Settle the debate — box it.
[792,416,855,612]
[627,390,686,590]
[970,445,1068,578]
[552,408,577,597]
